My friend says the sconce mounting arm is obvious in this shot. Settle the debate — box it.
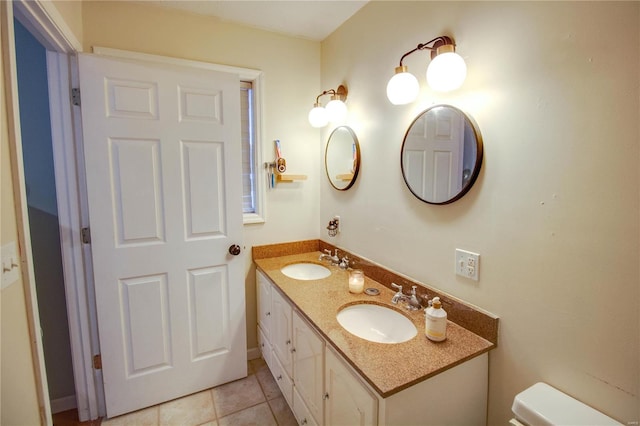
[315,85,348,104]
[398,36,455,66]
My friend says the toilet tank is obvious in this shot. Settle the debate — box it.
[511,382,622,426]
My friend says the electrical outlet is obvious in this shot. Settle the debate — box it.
[455,249,480,281]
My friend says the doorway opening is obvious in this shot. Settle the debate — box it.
[13,17,77,415]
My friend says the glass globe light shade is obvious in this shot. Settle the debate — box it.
[386,67,419,105]
[325,99,348,123]
[308,105,328,128]
[426,51,467,92]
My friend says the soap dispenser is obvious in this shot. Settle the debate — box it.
[425,297,447,342]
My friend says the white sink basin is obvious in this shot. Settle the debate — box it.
[281,263,331,280]
[337,303,417,344]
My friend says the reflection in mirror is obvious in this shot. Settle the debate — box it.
[401,105,483,204]
[325,126,360,190]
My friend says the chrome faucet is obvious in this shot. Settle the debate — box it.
[407,286,423,311]
[391,283,424,311]
[391,283,406,304]
[319,249,340,265]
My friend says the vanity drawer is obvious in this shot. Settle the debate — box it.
[257,326,272,370]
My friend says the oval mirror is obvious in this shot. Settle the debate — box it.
[401,105,483,204]
[325,126,360,190]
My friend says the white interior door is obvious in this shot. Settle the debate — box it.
[403,108,464,202]
[78,54,246,417]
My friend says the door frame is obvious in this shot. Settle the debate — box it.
[6,1,268,422]
[2,0,84,423]
[5,2,266,422]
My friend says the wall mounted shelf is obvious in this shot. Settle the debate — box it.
[276,174,307,182]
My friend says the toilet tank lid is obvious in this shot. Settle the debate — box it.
[511,382,622,426]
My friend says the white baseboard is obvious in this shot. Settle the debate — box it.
[247,346,261,361]
[51,395,77,414]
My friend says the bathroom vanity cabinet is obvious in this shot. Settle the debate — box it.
[258,270,325,425]
[256,268,490,426]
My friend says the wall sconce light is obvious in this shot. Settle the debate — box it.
[308,85,348,128]
[386,36,466,105]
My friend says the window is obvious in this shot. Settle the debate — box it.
[240,81,256,215]
[240,76,265,224]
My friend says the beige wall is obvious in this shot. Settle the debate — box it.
[321,1,640,424]
[1,7,42,425]
[51,0,83,45]
[82,1,322,351]
[5,1,638,424]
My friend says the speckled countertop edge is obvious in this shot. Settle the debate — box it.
[254,251,496,398]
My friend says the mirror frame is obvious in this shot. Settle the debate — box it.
[325,125,361,191]
[400,104,483,205]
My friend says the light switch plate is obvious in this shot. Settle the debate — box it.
[455,249,480,281]
[2,241,20,289]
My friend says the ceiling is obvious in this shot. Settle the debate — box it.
[147,0,370,41]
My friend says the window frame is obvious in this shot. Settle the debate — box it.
[240,78,266,224]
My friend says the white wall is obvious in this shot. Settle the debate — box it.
[320,1,639,424]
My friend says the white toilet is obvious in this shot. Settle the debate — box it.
[509,382,622,426]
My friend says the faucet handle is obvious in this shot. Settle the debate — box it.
[411,285,417,295]
[391,283,403,293]
[324,249,331,255]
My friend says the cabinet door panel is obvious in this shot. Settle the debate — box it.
[256,270,272,341]
[293,312,324,425]
[257,326,272,370]
[325,348,377,426]
[293,387,319,426]
[271,348,293,406]
[271,288,293,377]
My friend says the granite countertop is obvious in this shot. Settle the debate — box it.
[255,251,495,398]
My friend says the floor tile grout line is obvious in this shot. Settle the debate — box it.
[216,400,273,424]
[211,373,270,421]
[265,398,283,426]
[209,388,219,424]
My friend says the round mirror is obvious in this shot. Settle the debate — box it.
[401,105,483,204]
[325,126,360,190]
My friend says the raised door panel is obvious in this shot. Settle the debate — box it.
[109,138,165,246]
[293,312,324,425]
[187,266,230,360]
[271,288,292,378]
[325,348,377,426]
[181,141,226,239]
[119,274,171,376]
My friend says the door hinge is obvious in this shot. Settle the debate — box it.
[71,88,81,106]
[93,354,102,370]
[81,227,91,244]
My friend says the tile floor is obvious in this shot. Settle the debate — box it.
[53,358,296,426]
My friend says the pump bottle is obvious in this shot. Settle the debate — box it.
[425,297,447,342]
